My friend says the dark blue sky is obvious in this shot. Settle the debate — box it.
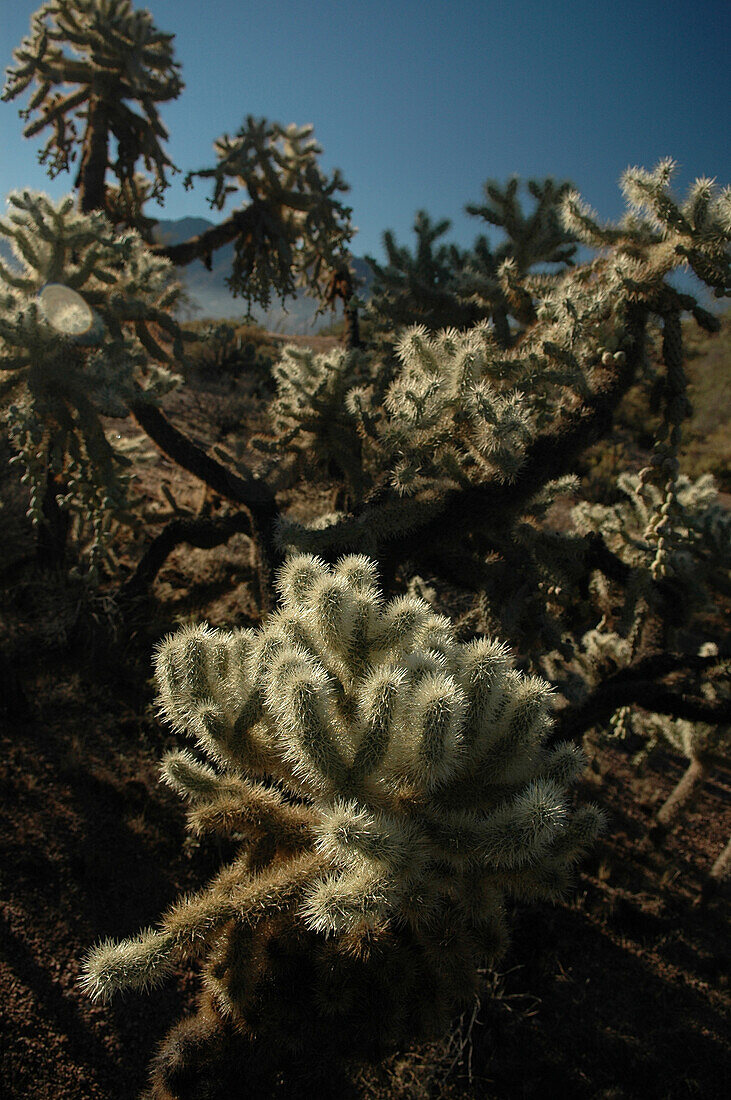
[2,0,729,292]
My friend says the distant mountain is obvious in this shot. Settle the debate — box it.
[152,216,373,334]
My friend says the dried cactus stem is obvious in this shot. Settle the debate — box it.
[148,988,356,1100]
[128,397,280,605]
[652,754,709,837]
[36,471,71,570]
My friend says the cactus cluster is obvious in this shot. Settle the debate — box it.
[2,0,182,201]
[185,116,354,312]
[267,163,729,569]
[252,343,370,498]
[572,471,731,633]
[0,189,193,572]
[269,305,618,556]
[540,469,730,837]
[364,177,579,346]
[82,553,602,1060]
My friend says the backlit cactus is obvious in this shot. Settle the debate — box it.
[2,0,182,208]
[571,471,731,631]
[252,342,369,498]
[82,553,602,1073]
[0,188,193,573]
[184,116,354,312]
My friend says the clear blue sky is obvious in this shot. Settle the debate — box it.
[2,0,729,287]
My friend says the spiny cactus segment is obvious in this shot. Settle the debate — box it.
[252,343,369,498]
[81,553,602,1051]
[572,471,731,615]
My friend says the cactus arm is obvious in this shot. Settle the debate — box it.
[149,202,264,268]
[653,754,709,832]
[83,552,602,1062]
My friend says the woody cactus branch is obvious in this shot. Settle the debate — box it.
[119,510,256,603]
[550,662,731,746]
[149,202,264,269]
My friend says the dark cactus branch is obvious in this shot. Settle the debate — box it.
[128,396,280,605]
[550,654,730,746]
[119,511,256,603]
[149,203,264,268]
[76,93,110,213]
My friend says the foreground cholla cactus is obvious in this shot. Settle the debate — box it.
[0,189,192,572]
[82,554,602,1081]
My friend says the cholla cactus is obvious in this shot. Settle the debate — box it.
[351,323,535,497]
[560,158,730,304]
[365,178,578,347]
[560,159,730,577]
[252,343,370,498]
[572,472,731,635]
[458,176,579,344]
[364,210,489,336]
[185,116,354,312]
[0,189,193,573]
[273,312,596,552]
[82,554,602,1075]
[2,0,182,210]
[544,472,730,713]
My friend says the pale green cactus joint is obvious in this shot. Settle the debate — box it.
[81,553,603,1047]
